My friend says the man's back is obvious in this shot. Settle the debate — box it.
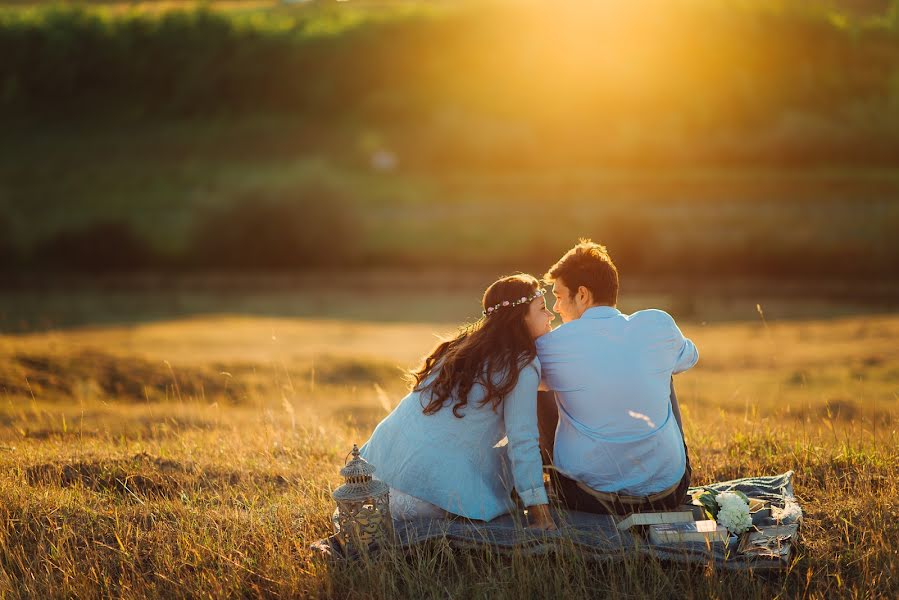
[536,306,698,495]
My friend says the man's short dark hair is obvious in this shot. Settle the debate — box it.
[544,239,619,306]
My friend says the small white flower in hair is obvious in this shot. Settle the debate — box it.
[482,287,546,317]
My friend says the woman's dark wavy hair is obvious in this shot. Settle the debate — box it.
[412,274,541,418]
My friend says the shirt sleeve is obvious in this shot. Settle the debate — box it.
[668,316,699,374]
[502,359,549,507]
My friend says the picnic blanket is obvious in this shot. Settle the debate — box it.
[312,471,802,571]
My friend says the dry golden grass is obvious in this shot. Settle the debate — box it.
[0,313,897,598]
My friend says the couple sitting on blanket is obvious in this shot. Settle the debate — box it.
[360,240,699,531]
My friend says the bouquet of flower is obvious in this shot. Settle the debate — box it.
[695,490,753,535]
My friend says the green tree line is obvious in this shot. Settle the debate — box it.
[2,2,899,167]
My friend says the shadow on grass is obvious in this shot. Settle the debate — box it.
[24,453,293,502]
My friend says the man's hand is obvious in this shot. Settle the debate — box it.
[526,504,557,531]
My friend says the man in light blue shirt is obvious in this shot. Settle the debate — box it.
[535,240,698,514]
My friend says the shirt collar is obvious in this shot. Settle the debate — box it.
[581,305,621,319]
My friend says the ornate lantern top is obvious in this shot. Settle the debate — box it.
[333,444,388,502]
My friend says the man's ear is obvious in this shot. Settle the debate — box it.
[577,285,593,307]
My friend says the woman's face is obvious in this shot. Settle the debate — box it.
[524,293,555,339]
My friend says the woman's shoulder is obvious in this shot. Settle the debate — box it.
[493,354,540,376]
[524,355,541,376]
[513,356,540,387]
[480,355,540,391]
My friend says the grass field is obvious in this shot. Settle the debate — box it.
[0,303,897,598]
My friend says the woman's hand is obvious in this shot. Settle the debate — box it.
[526,503,557,531]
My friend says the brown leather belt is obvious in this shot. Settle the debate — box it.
[575,478,681,512]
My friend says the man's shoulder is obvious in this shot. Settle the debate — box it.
[536,319,587,350]
[627,308,677,328]
[629,308,675,320]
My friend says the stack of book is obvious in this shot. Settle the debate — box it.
[648,520,730,545]
[615,502,785,550]
[678,503,708,520]
[615,511,694,532]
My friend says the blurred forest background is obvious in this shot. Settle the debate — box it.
[0,0,897,284]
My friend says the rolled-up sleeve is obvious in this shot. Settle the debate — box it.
[669,318,699,374]
[502,359,549,507]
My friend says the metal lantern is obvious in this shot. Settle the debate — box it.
[332,444,393,554]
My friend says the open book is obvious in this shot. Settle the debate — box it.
[737,523,800,558]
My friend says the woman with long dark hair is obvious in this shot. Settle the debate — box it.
[360,274,556,530]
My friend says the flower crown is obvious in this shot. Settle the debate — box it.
[483,288,546,317]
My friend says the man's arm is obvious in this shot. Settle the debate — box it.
[536,390,558,465]
[670,377,684,436]
[670,321,699,374]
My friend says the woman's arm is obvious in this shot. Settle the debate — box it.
[503,360,556,530]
